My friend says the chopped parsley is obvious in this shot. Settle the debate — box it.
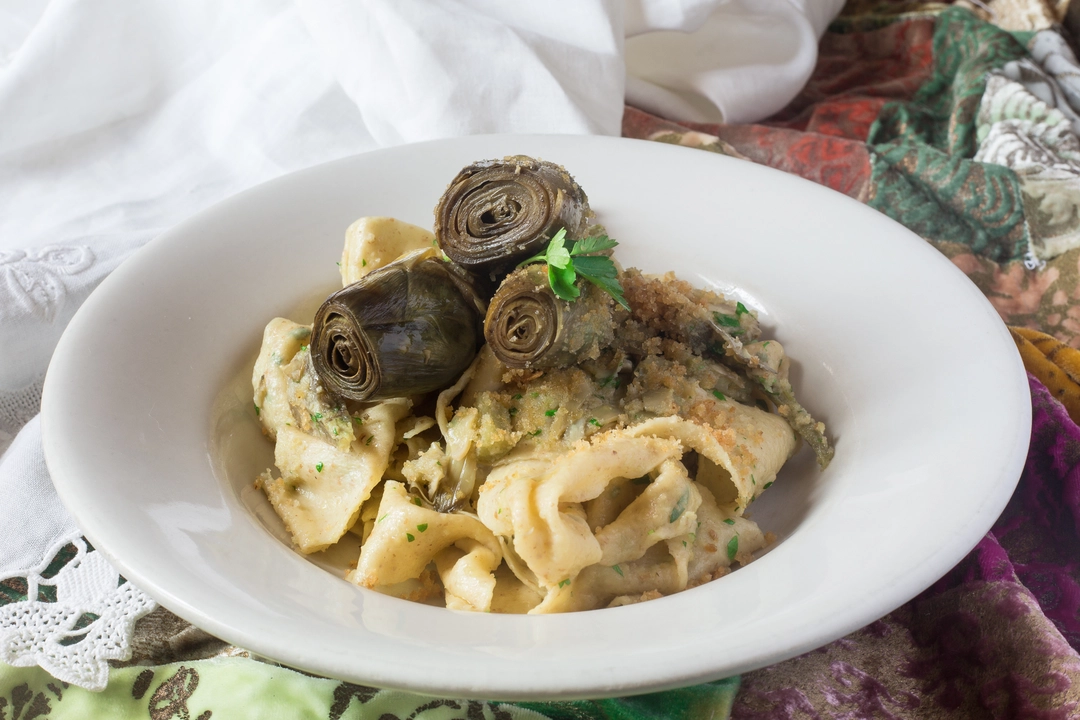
[714,313,741,329]
[417,523,429,533]
[712,390,726,401]
[764,481,774,489]
[353,416,364,424]
[545,408,557,417]
[300,344,308,352]
[311,412,323,422]
[362,259,367,267]
[588,418,601,427]
[723,518,735,525]
[412,497,422,507]
[315,462,324,473]
[558,578,571,588]
[253,403,260,416]
[736,301,749,315]
[669,489,690,523]
[727,535,739,561]
[612,565,623,577]
[406,533,415,542]
[530,429,543,437]
[366,435,374,445]
[512,393,523,400]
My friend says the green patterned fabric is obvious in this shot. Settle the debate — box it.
[864,7,1033,261]
[868,7,1029,156]
[867,139,1029,261]
[0,661,740,719]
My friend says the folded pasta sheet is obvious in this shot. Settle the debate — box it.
[350,481,502,611]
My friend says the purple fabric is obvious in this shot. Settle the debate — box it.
[733,375,1080,718]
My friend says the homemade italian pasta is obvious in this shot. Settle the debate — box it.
[251,157,831,613]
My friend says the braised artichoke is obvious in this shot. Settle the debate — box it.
[310,250,483,401]
[484,264,617,369]
[434,155,590,283]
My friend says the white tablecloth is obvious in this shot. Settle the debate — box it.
[0,0,842,689]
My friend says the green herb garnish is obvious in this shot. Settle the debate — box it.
[412,496,422,507]
[669,489,690,523]
[406,533,415,542]
[764,481,774,489]
[712,390,726,401]
[612,565,623,577]
[518,228,629,309]
[736,302,748,315]
[311,412,323,422]
[558,578,571,588]
[315,462,324,473]
[714,313,741,329]
[417,523,429,533]
[727,535,739,561]
[723,518,735,525]
[253,403,260,416]
[545,408,557,417]
[588,418,601,427]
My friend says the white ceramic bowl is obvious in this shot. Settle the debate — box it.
[42,134,1030,700]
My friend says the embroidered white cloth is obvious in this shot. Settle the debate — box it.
[0,0,842,690]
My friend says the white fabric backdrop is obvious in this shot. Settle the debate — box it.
[0,0,843,689]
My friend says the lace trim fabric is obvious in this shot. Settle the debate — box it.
[0,533,156,691]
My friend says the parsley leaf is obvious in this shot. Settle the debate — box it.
[727,535,739,561]
[669,489,690,523]
[518,227,628,308]
[572,235,619,255]
[714,313,741,329]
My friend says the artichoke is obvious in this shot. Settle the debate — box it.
[484,264,617,369]
[434,155,590,284]
[310,250,483,401]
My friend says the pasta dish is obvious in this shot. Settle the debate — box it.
[250,156,833,614]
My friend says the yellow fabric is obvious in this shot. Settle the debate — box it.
[1010,326,1080,423]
